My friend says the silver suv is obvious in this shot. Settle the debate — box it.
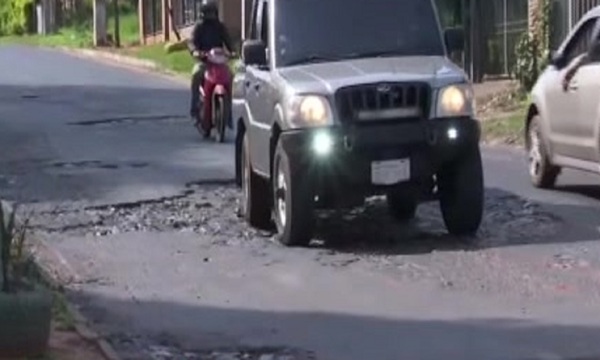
[527,6,600,188]
[232,0,484,246]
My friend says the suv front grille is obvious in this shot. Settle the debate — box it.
[335,82,430,123]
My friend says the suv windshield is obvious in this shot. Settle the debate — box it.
[274,0,445,67]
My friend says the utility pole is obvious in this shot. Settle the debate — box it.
[93,0,108,46]
[113,0,121,47]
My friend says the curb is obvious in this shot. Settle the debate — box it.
[28,235,122,360]
[59,46,188,84]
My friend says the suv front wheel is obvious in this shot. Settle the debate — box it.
[527,114,560,188]
[272,141,315,247]
[241,133,271,229]
[437,144,484,236]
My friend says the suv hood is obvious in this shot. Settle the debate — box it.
[278,56,466,94]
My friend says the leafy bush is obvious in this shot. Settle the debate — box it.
[513,34,549,91]
[513,0,551,91]
[0,0,34,36]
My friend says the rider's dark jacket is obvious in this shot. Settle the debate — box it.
[189,18,234,53]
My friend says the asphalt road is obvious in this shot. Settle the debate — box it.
[3,44,600,360]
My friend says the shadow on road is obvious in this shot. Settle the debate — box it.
[554,185,600,201]
[70,291,600,360]
[311,186,600,255]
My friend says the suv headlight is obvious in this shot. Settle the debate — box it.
[285,95,334,128]
[435,84,474,118]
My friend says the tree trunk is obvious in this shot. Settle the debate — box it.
[529,0,540,36]
[93,0,108,46]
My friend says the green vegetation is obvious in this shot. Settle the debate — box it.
[0,8,138,48]
[481,109,527,145]
[124,43,195,74]
[0,0,34,36]
[513,0,551,91]
[0,26,92,47]
[108,12,139,46]
[479,87,529,146]
[123,43,241,75]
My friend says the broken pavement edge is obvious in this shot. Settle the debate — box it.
[28,233,122,360]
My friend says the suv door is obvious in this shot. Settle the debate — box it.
[573,18,600,162]
[546,17,597,159]
[245,0,274,176]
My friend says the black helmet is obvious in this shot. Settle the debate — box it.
[200,1,219,20]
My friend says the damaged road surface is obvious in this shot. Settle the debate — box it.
[5,45,600,360]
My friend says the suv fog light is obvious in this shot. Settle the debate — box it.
[447,127,458,140]
[312,131,333,155]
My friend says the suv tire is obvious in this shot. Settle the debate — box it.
[437,144,484,236]
[527,115,560,188]
[241,133,271,229]
[272,141,314,247]
[386,189,418,221]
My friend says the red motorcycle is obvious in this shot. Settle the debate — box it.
[195,48,233,142]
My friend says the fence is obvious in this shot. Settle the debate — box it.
[435,0,528,80]
[179,0,205,27]
[550,0,600,48]
[486,0,529,76]
[142,0,163,36]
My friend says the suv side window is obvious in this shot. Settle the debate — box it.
[256,0,269,45]
[563,18,598,63]
[248,0,260,40]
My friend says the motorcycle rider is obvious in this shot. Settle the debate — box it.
[188,1,235,119]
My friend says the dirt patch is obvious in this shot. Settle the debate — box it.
[476,81,525,120]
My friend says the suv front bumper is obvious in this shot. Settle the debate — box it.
[278,117,480,204]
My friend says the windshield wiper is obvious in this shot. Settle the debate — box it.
[286,54,342,66]
[343,50,405,60]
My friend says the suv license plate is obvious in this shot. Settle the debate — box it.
[371,159,410,185]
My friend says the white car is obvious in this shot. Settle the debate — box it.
[527,6,600,188]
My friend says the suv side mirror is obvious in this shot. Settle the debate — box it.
[444,28,465,53]
[549,50,565,68]
[242,40,267,67]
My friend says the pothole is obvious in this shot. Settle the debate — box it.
[106,333,314,360]
[28,184,562,253]
[68,114,188,126]
[49,160,149,170]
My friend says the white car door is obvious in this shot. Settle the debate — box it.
[545,17,597,159]
[573,18,600,162]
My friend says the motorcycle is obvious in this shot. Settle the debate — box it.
[194,48,233,142]
[164,13,233,143]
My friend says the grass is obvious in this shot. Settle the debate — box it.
[478,87,530,146]
[123,43,241,75]
[124,43,196,74]
[0,26,92,48]
[481,106,528,145]
[108,12,139,46]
